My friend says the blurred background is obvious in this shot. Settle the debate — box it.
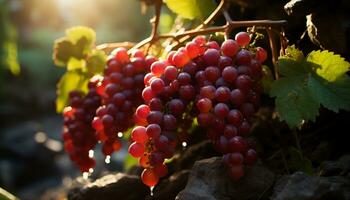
[0,0,152,199]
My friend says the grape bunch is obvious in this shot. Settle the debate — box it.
[62,78,101,172]
[193,32,266,180]
[91,47,158,158]
[130,32,267,187]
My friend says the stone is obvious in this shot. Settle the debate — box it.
[272,172,350,200]
[146,170,190,200]
[176,157,275,200]
[68,173,149,200]
[318,155,350,177]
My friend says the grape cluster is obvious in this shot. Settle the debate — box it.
[91,48,158,158]
[62,78,101,172]
[194,32,266,180]
[130,32,267,186]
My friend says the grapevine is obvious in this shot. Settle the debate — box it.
[57,0,320,191]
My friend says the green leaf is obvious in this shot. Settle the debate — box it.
[86,50,107,75]
[67,57,86,71]
[56,71,88,112]
[164,0,216,20]
[271,77,319,127]
[307,50,349,82]
[270,46,350,128]
[284,45,304,61]
[288,147,313,175]
[306,50,350,111]
[66,26,95,46]
[124,154,138,171]
[53,26,96,67]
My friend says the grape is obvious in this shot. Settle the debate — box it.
[245,149,257,165]
[129,142,145,157]
[255,47,267,63]
[147,111,163,124]
[150,78,165,94]
[177,72,191,85]
[136,104,150,119]
[236,49,252,65]
[151,61,166,77]
[131,126,148,143]
[146,124,161,138]
[200,85,216,100]
[235,32,250,47]
[235,75,253,93]
[214,103,229,118]
[215,86,231,102]
[164,66,178,81]
[203,49,220,66]
[185,41,201,59]
[205,66,221,83]
[227,109,243,126]
[221,39,239,57]
[141,168,159,187]
[112,47,130,64]
[228,136,247,153]
[196,98,212,113]
[222,66,238,83]
[173,51,190,68]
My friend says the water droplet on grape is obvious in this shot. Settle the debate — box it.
[150,186,154,196]
[105,155,111,164]
[88,150,94,158]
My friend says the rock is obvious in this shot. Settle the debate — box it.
[318,155,350,177]
[147,170,190,200]
[272,172,350,200]
[67,173,148,200]
[176,157,275,200]
[171,140,219,172]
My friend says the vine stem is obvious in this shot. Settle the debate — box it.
[96,42,135,52]
[132,20,287,50]
[267,28,280,79]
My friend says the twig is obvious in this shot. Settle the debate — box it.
[96,42,135,51]
[169,0,228,49]
[132,20,287,50]
[222,10,232,40]
[267,28,280,80]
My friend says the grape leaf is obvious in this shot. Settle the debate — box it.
[86,50,107,75]
[270,47,350,128]
[164,0,216,20]
[53,26,95,67]
[56,71,89,112]
[306,51,350,111]
[67,57,86,71]
[271,77,319,127]
[66,26,95,47]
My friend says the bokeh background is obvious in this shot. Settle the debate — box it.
[1,0,349,199]
[0,0,153,199]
